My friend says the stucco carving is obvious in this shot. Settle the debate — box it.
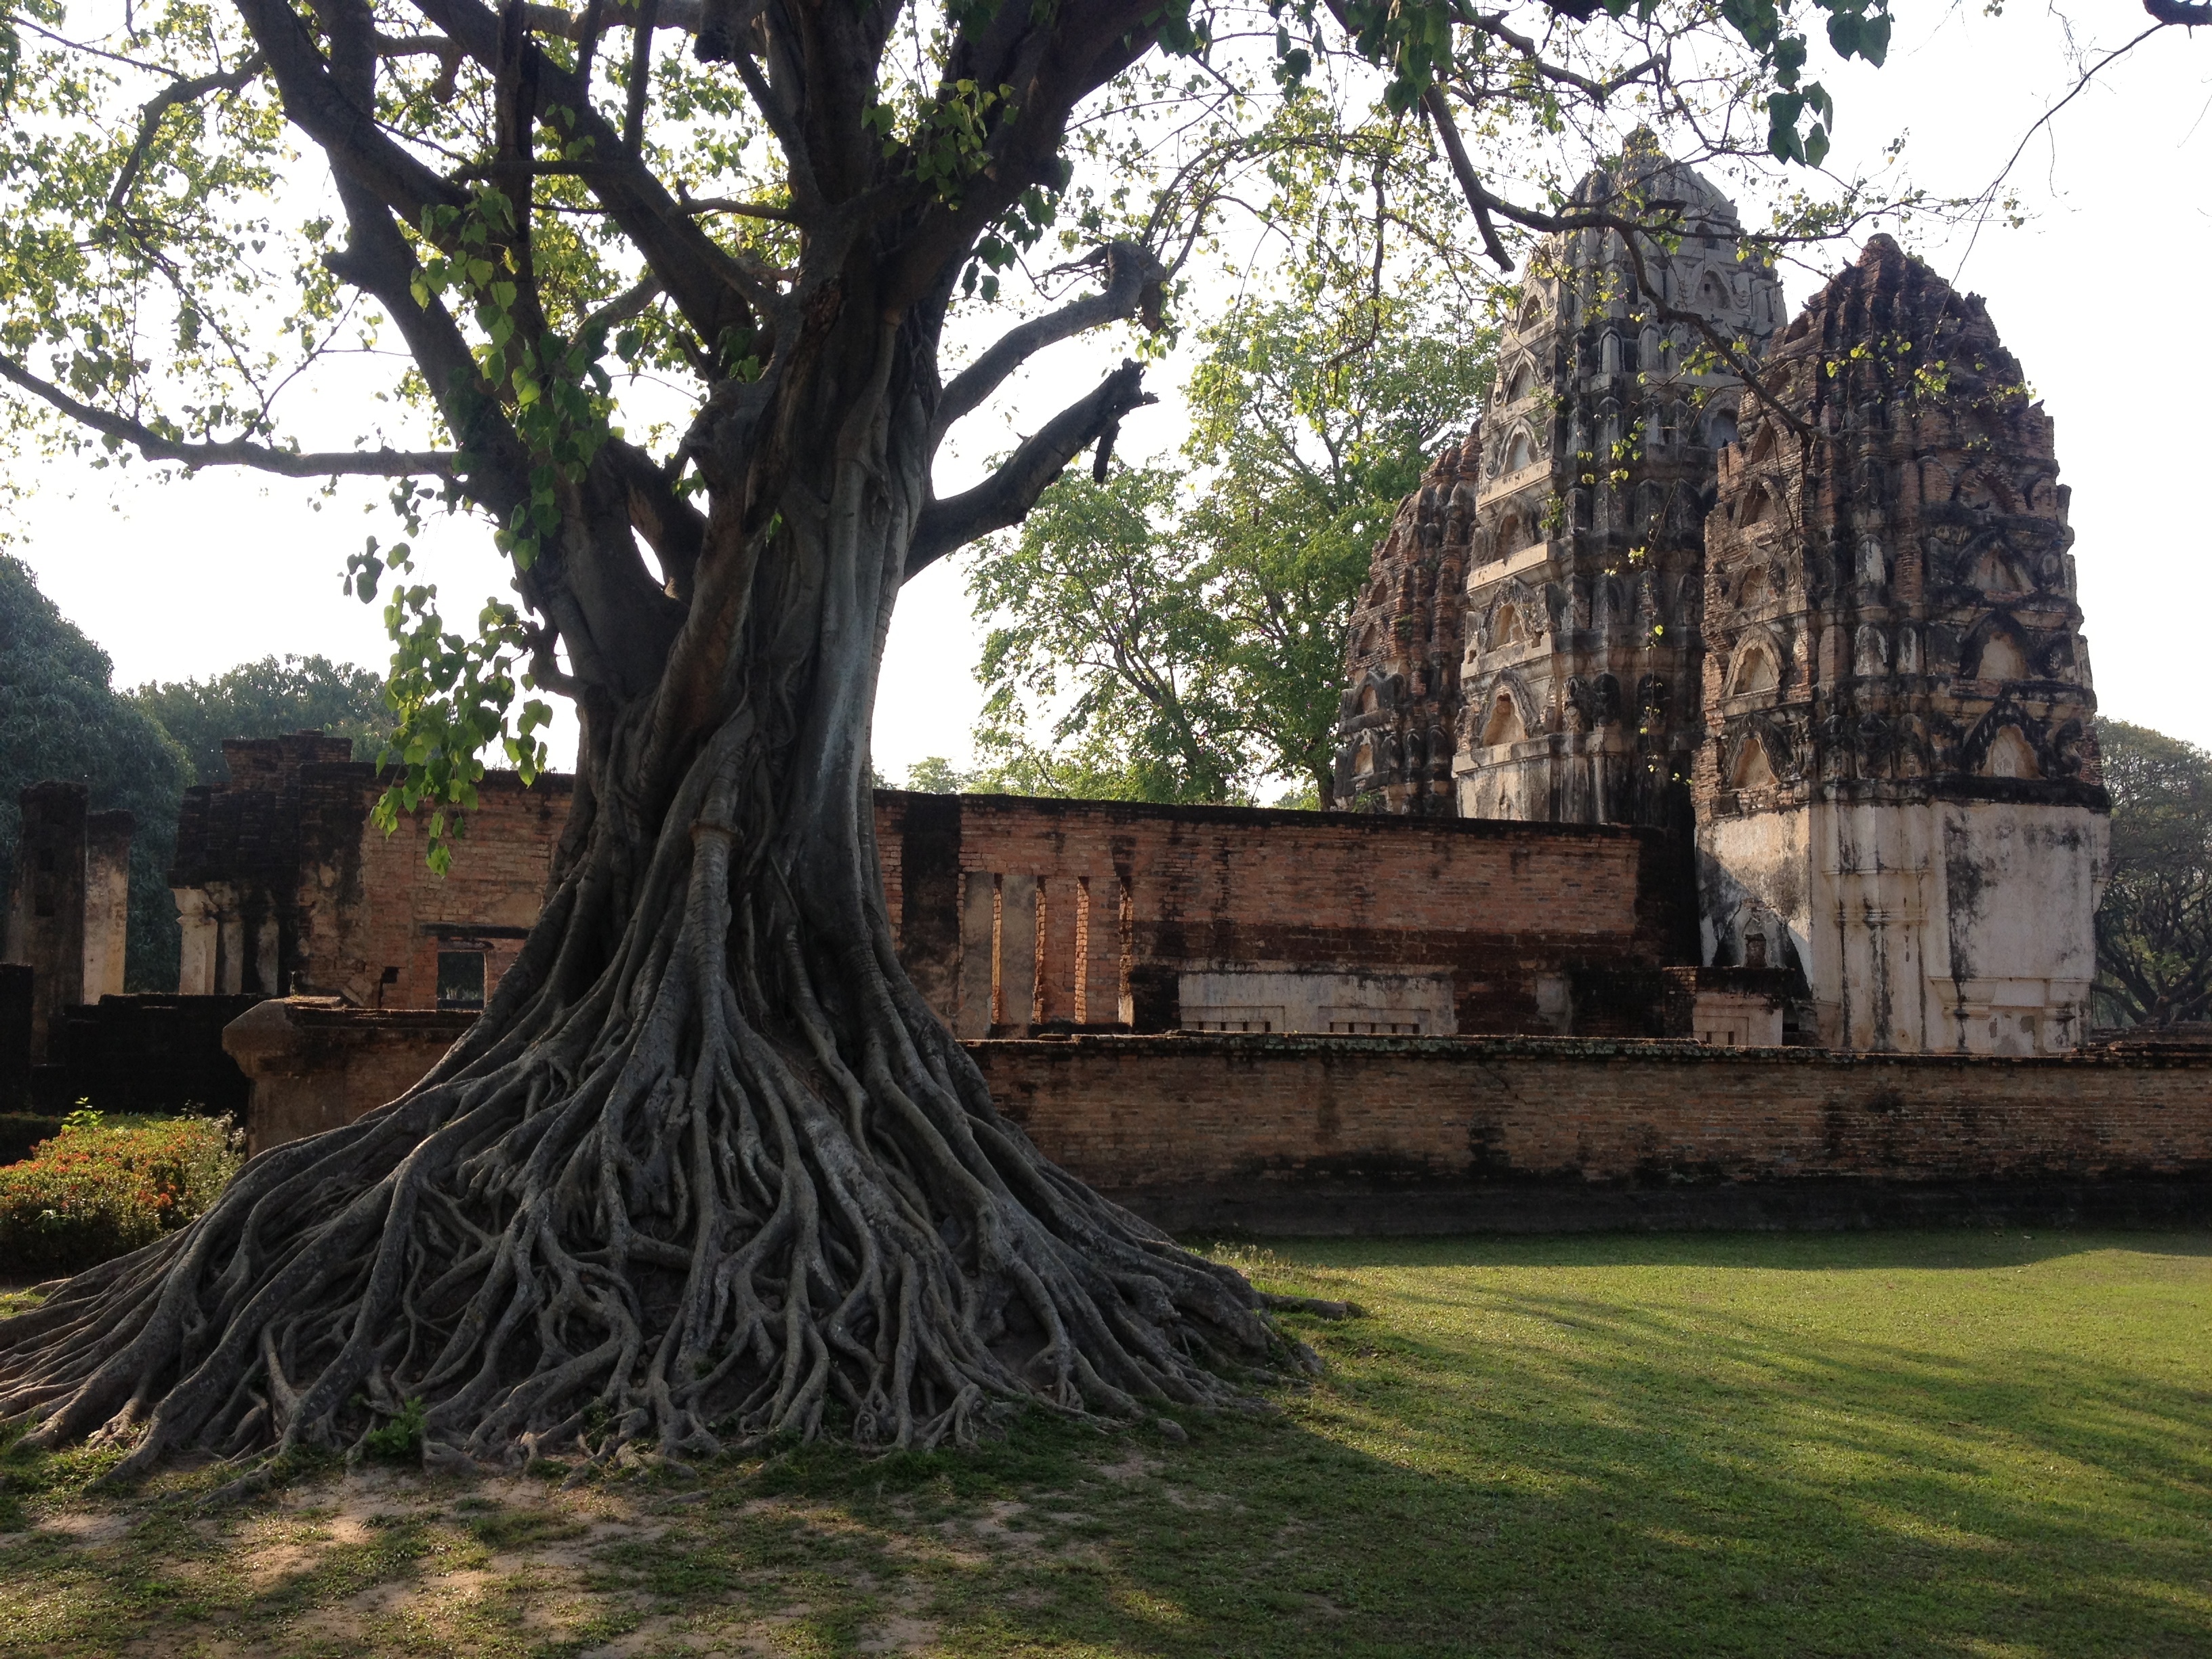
[1694,234,2110,1054]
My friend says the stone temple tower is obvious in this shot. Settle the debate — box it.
[1696,234,2108,1054]
[1454,139,1784,829]
[1332,434,1477,813]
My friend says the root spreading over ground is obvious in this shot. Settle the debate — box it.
[0,726,1275,1477]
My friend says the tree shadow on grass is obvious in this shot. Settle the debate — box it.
[895,1233,2212,1658]
[3,1233,2207,1658]
[1203,1226,2212,1274]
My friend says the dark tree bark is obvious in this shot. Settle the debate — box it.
[0,0,1281,1473]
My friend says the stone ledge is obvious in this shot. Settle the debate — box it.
[968,1030,2212,1071]
[224,997,476,1155]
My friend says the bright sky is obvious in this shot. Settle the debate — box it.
[9,5,2209,780]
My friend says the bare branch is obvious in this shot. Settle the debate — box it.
[907,361,1155,581]
[583,276,661,336]
[933,242,1164,447]
[1425,104,1816,438]
[1448,4,1661,100]
[621,0,659,154]
[0,352,457,478]
[681,192,797,223]
[523,0,703,36]
[1950,21,2167,278]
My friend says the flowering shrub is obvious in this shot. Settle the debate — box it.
[0,1112,242,1277]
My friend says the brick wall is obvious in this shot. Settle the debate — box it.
[291,764,573,1008]
[975,1033,2212,1232]
[223,998,475,1154]
[881,792,1690,1038]
[173,768,1691,1034]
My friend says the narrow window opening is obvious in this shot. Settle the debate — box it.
[436,949,487,1011]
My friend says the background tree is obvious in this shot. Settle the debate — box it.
[2093,720,2212,1029]
[971,285,1492,806]
[0,552,192,989]
[970,464,1246,804]
[0,0,1902,1471]
[129,655,388,784]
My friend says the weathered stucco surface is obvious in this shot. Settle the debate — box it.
[1694,235,2109,1052]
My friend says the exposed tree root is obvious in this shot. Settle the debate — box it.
[0,720,1273,1477]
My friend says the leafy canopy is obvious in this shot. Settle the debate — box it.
[969,276,1492,806]
[0,552,192,988]
[128,654,388,785]
[0,0,1911,859]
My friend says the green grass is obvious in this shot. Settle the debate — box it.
[1,1230,2207,1656]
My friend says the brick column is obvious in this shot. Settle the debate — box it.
[7,782,88,1061]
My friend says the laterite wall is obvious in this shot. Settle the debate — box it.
[972,1033,2212,1233]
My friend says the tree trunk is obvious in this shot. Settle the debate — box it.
[0,308,1273,1475]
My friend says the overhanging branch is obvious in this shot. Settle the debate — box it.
[931,241,1164,448]
[906,361,1155,581]
[0,354,458,478]
[1421,88,1511,270]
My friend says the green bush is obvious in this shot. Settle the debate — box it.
[0,1111,241,1277]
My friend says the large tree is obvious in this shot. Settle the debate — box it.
[967,286,1492,808]
[0,552,192,989]
[0,0,1898,1471]
[2093,720,2212,1029]
[129,655,390,784]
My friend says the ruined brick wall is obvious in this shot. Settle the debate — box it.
[222,998,476,1154]
[880,792,1685,1038]
[290,764,575,1008]
[975,1033,2212,1232]
[172,761,1686,1029]
[276,785,1682,1030]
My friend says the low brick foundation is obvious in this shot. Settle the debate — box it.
[974,1034,2212,1233]
[218,1007,2212,1233]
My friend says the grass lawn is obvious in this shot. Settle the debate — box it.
[1,1229,2207,1657]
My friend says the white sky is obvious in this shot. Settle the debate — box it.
[9,4,2209,779]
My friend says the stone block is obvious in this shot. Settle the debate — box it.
[224,997,476,1154]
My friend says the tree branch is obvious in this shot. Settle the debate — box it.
[602,436,705,596]
[582,276,661,336]
[405,0,764,347]
[932,242,1164,447]
[107,52,268,216]
[1414,96,1816,441]
[1420,88,1511,270]
[907,361,1155,581]
[680,192,797,223]
[232,0,470,223]
[1448,5,1660,100]
[0,353,457,478]
[621,0,659,154]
